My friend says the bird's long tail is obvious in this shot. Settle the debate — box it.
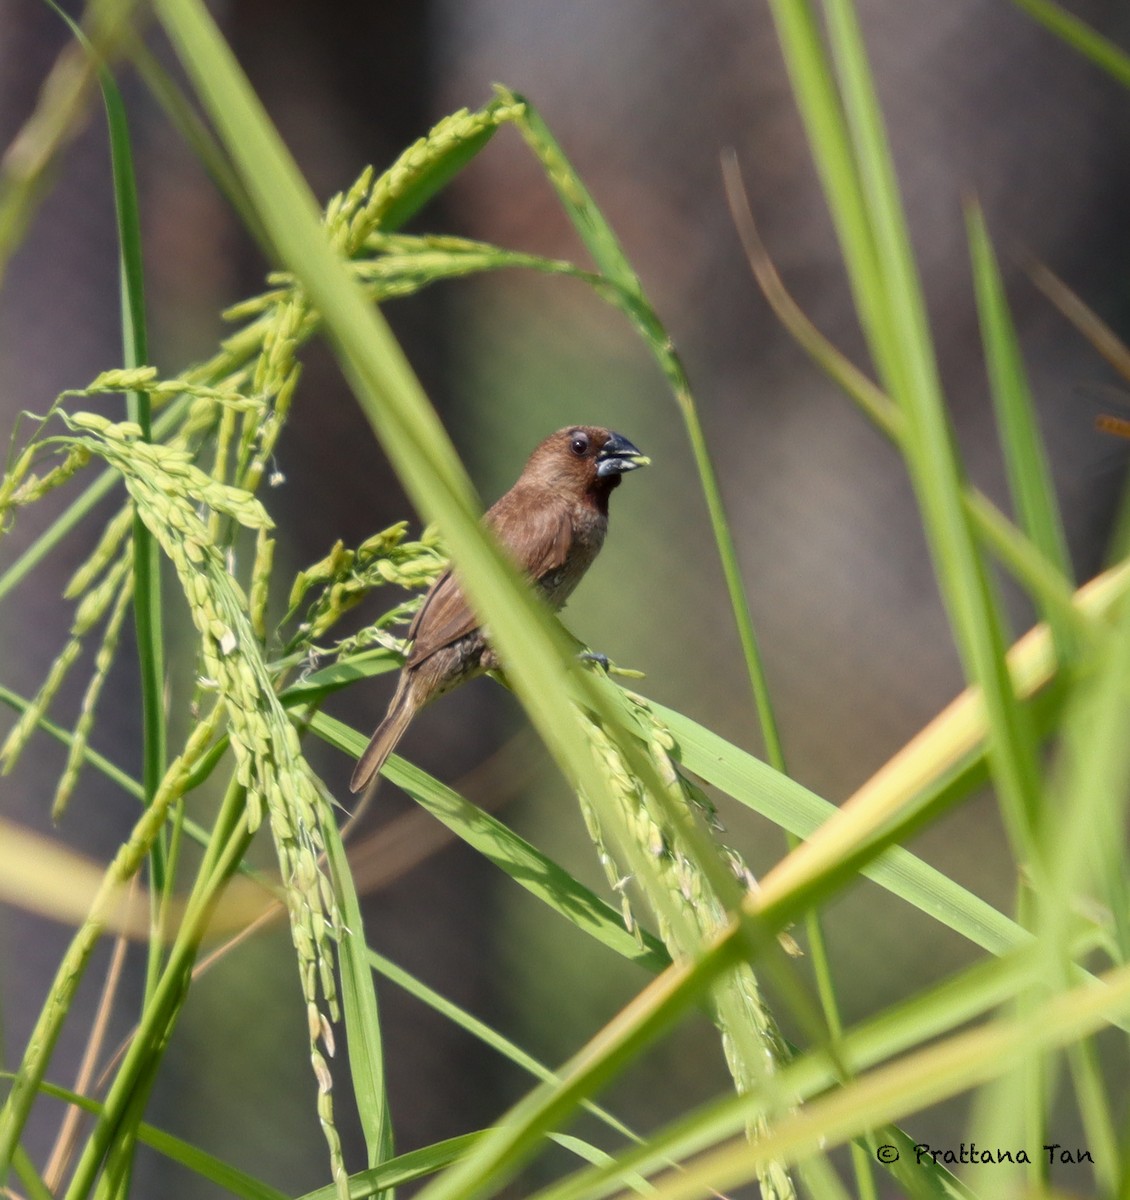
[350,680,417,794]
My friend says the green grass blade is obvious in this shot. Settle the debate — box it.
[369,949,640,1143]
[98,26,171,987]
[965,201,1076,660]
[309,712,669,973]
[152,0,649,893]
[0,682,143,799]
[653,701,1025,955]
[504,89,785,771]
[39,9,168,1044]
[10,1075,291,1200]
[635,961,1130,1200]
[42,0,167,783]
[11,1145,53,1200]
[93,26,171,1051]
[323,797,394,1169]
[1006,0,1130,88]
[761,2,892,380]
[782,0,1045,861]
[99,69,147,434]
[127,38,269,252]
[296,1134,485,1200]
[411,948,733,1200]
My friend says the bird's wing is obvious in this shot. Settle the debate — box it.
[404,567,470,666]
[488,486,574,581]
[405,493,571,667]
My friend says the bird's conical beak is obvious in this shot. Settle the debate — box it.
[596,432,649,478]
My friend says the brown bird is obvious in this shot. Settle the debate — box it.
[350,426,648,793]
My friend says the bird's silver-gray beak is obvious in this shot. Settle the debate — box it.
[596,432,649,478]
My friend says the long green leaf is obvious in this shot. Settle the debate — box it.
[582,958,1130,1200]
[151,0,659,930]
[1006,0,1130,87]
[654,701,1025,955]
[11,1145,53,1200]
[504,89,785,772]
[309,712,669,973]
[965,201,1075,662]
[296,1134,485,1200]
[820,0,1044,859]
[411,948,736,1200]
[526,953,1041,1200]
[38,6,166,873]
[324,796,394,1169]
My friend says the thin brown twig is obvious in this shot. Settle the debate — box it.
[719,148,903,440]
[1025,255,1130,387]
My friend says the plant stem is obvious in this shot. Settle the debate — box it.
[62,777,252,1200]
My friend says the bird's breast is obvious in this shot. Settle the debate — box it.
[538,507,608,610]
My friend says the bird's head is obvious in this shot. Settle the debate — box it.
[522,426,649,503]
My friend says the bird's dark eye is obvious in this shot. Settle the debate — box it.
[569,432,590,456]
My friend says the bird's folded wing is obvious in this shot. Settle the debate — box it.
[406,495,572,667]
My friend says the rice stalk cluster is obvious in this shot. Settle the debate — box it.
[0,496,132,815]
[285,520,446,654]
[0,97,534,877]
[579,693,797,1200]
[0,439,92,514]
[0,103,542,1196]
[55,409,353,1188]
[0,91,807,1197]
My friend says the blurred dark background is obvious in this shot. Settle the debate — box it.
[1,1,1129,1195]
